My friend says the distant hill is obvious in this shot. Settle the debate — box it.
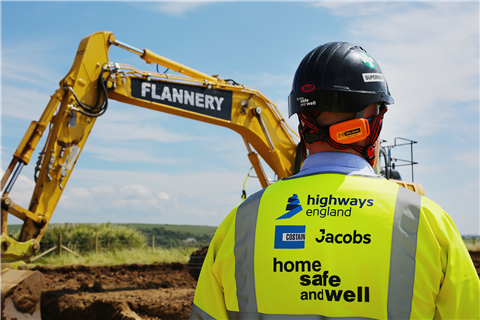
[123,224,217,247]
[7,223,217,236]
[123,223,217,237]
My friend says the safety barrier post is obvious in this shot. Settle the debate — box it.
[58,234,62,256]
[95,234,98,254]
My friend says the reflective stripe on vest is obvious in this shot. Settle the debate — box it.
[190,303,216,320]
[227,310,378,320]
[387,186,421,319]
[233,181,421,319]
[235,188,266,313]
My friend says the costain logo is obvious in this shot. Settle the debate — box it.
[301,84,315,92]
[277,194,302,220]
[274,225,306,249]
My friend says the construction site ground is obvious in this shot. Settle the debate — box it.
[28,251,480,320]
[33,262,195,320]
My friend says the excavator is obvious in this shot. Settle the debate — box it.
[0,31,424,320]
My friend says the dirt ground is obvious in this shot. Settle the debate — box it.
[470,250,480,277]
[28,251,480,320]
[32,262,196,320]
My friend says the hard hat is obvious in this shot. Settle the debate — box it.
[289,42,393,167]
[288,42,394,117]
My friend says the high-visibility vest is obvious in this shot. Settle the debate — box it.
[191,172,480,320]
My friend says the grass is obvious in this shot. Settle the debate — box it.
[31,246,198,266]
[8,223,211,267]
[38,223,145,253]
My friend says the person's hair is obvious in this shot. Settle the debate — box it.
[314,111,356,127]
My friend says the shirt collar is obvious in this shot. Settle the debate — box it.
[297,152,377,177]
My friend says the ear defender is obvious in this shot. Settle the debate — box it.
[329,118,371,144]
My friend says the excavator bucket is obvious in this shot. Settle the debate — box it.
[1,269,43,320]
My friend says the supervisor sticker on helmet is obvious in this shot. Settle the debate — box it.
[363,73,385,82]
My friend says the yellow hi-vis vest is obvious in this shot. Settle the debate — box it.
[191,172,480,320]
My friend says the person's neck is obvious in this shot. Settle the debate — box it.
[307,143,362,157]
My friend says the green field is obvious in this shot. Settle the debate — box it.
[5,223,217,266]
[30,246,198,266]
[7,223,217,254]
[5,224,22,234]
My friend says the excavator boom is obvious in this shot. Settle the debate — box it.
[1,31,299,269]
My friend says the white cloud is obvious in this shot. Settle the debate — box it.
[115,184,158,208]
[242,72,292,89]
[455,152,480,168]
[1,174,36,208]
[2,86,53,120]
[313,2,479,141]
[312,2,403,17]
[127,2,211,18]
[83,144,189,164]
[69,186,92,198]
[158,191,170,200]
[48,167,252,224]
[91,113,204,143]
[2,40,63,88]
[0,167,240,226]
[453,179,479,201]
[2,40,76,121]
[91,185,115,194]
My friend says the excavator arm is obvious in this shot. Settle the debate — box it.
[1,31,300,268]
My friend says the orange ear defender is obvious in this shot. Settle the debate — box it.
[329,118,371,144]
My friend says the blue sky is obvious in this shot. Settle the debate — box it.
[1,1,479,235]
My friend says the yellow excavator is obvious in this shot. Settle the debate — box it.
[0,31,424,319]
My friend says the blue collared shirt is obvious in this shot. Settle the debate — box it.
[295,152,378,177]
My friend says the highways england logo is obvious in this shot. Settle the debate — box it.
[276,194,303,220]
[274,194,305,249]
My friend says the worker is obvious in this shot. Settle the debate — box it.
[190,42,480,319]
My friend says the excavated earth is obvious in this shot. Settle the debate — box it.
[32,262,196,320]
[470,250,480,278]
[28,252,479,320]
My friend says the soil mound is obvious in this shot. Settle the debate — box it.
[32,262,196,320]
[469,250,480,277]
